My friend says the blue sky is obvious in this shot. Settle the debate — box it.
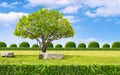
[0,0,120,47]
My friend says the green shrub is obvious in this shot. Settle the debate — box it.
[32,44,39,48]
[19,42,30,48]
[0,65,119,75]
[65,41,76,48]
[0,41,7,47]
[88,41,99,48]
[47,42,54,48]
[112,42,120,48]
[78,43,86,48]
[102,44,110,48]
[55,44,62,48]
[10,44,17,48]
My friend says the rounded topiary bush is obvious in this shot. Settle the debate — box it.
[10,44,17,48]
[88,41,99,48]
[48,42,54,48]
[55,44,62,48]
[19,42,30,48]
[65,41,76,48]
[32,44,39,48]
[102,44,110,48]
[78,43,86,48]
[0,41,7,47]
[112,42,120,48]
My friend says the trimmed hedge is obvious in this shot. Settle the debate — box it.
[88,41,99,48]
[112,42,120,48]
[65,41,76,48]
[55,44,62,48]
[78,43,86,48]
[10,44,17,48]
[32,44,39,48]
[102,44,110,48]
[1,47,120,51]
[47,42,54,48]
[19,42,30,48]
[0,65,120,75]
[0,41,7,47]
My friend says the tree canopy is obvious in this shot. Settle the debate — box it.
[14,8,74,52]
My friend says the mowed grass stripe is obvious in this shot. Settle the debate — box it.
[0,50,120,57]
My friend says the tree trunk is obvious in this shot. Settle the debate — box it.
[41,41,47,53]
[42,46,46,53]
[39,43,47,59]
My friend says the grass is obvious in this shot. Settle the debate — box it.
[0,50,120,65]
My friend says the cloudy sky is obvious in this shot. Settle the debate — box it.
[0,0,120,47]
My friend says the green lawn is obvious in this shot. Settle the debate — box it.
[0,50,120,65]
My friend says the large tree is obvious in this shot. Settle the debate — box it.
[14,8,74,53]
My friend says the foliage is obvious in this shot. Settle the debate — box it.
[55,44,62,48]
[0,65,119,75]
[19,42,30,48]
[112,42,120,48]
[47,42,54,48]
[10,44,17,48]
[78,43,86,48]
[32,44,39,48]
[14,8,74,52]
[88,41,99,48]
[0,41,7,47]
[65,41,76,48]
[102,44,110,48]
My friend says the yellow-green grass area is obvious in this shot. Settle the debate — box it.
[0,50,120,65]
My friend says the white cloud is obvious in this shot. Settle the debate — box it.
[25,0,120,17]
[64,16,80,23]
[25,0,85,9]
[25,0,56,8]
[85,0,120,17]
[27,0,67,7]
[61,6,81,14]
[0,2,12,8]
[85,11,96,17]
[0,12,28,26]
[0,2,20,8]
[85,0,104,8]
[11,2,20,5]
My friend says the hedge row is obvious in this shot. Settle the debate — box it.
[3,48,119,50]
[1,41,120,48]
[0,65,120,75]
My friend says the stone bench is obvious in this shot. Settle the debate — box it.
[39,53,64,59]
[1,52,14,57]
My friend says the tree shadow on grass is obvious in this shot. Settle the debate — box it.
[63,55,83,60]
